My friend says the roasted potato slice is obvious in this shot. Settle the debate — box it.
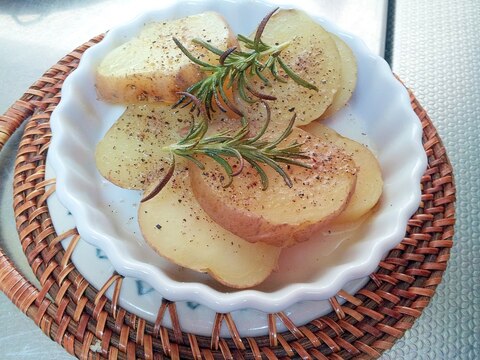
[95,104,193,189]
[303,122,383,222]
[96,12,237,104]
[238,9,341,127]
[189,127,357,247]
[320,34,357,119]
[139,166,281,288]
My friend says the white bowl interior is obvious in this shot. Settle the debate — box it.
[48,0,427,313]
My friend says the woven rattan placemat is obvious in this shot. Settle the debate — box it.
[0,36,455,359]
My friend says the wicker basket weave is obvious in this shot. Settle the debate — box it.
[0,36,455,360]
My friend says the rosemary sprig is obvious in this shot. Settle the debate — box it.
[141,9,318,202]
[141,100,311,202]
[172,7,318,117]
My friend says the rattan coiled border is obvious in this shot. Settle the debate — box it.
[0,36,455,360]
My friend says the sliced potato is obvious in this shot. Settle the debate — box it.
[320,34,357,119]
[237,9,341,127]
[96,12,237,104]
[139,166,281,288]
[189,127,357,247]
[95,104,194,189]
[303,122,383,222]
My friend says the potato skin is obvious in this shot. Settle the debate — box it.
[189,128,357,247]
[95,12,237,104]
